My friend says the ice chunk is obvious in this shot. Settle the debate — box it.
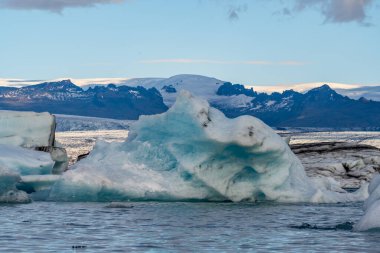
[0,144,55,175]
[0,110,55,148]
[49,91,368,203]
[0,167,30,203]
[19,175,61,192]
[355,174,380,231]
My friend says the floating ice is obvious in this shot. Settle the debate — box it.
[0,166,30,203]
[0,110,55,148]
[355,174,380,231]
[49,91,368,202]
[0,144,55,175]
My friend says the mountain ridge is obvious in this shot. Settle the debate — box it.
[0,75,379,128]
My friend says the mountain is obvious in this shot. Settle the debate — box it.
[218,83,380,128]
[0,80,167,120]
[0,75,379,128]
[253,82,380,102]
[120,75,380,128]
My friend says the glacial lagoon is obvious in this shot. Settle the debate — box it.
[1,201,379,252]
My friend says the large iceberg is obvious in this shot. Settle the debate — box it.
[49,91,368,202]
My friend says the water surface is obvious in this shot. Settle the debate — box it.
[1,202,379,252]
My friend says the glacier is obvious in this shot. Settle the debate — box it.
[48,91,368,203]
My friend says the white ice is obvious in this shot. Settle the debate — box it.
[0,144,55,176]
[0,110,55,147]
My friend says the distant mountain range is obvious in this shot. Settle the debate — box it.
[0,80,167,120]
[0,75,379,128]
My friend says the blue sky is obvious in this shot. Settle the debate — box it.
[0,0,379,86]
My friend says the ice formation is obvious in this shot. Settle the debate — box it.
[0,111,66,202]
[49,91,368,202]
[0,166,30,203]
[355,174,380,231]
[0,144,57,202]
[0,110,55,148]
[0,144,55,175]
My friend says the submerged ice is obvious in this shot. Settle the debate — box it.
[49,91,367,203]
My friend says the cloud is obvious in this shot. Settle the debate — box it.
[228,3,248,21]
[0,0,124,13]
[140,59,307,66]
[285,0,374,25]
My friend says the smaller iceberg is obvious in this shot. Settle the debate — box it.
[0,110,67,202]
[355,174,380,231]
[49,91,368,203]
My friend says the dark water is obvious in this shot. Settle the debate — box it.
[0,202,379,252]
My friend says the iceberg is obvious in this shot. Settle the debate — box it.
[0,144,55,176]
[0,110,55,148]
[355,174,380,231]
[49,91,368,202]
[0,111,67,202]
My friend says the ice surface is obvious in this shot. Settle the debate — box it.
[355,174,380,231]
[49,92,368,202]
[0,166,30,203]
[0,110,55,147]
[0,144,55,175]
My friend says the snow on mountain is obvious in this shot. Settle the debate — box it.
[254,82,380,101]
[0,80,168,120]
[121,74,226,105]
[335,86,380,101]
[1,75,380,127]
[118,74,257,110]
[253,82,360,93]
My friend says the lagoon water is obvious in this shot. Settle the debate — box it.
[1,201,379,252]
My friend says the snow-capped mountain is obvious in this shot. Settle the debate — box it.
[0,80,167,120]
[253,82,380,102]
[119,74,257,110]
[218,83,380,128]
[0,75,380,128]
[119,74,225,105]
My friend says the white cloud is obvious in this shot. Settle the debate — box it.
[0,0,124,13]
[140,59,307,66]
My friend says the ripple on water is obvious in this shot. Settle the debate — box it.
[1,202,380,252]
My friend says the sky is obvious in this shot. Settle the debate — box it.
[0,0,379,87]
